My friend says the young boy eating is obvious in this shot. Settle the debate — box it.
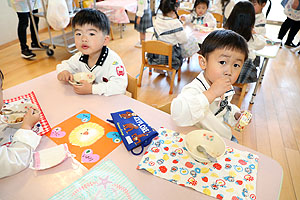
[171,30,248,142]
[57,9,128,96]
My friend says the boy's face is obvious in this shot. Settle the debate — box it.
[74,24,109,57]
[199,48,245,85]
[195,3,208,16]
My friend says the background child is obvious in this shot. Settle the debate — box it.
[134,0,153,48]
[8,0,41,59]
[147,0,188,75]
[210,0,235,24]
[171,30,248,142]
[57,9,128,96]
[181,0,216,28]
[0,70,41,178]
[224,1,265,84]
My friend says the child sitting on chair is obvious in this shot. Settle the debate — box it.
[0,70,41,178]
[57,9,128,96]
[181,0,216,28]
[171,30,248,142]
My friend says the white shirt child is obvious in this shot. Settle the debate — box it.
[171,71,240,140]
[57,46,128,96]
[184,11,217,28]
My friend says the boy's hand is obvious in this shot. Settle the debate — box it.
[57,70,73,82]
[204,77,231,103]
[136,17,141,25]
[21,108,40,130]
[234,112,241,120]
[73,80,92,95]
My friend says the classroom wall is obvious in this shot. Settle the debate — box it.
[0,1,47,46]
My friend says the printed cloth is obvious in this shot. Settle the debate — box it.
[49,159,150,200]
[2,91,51,136]
[137,128,259,200]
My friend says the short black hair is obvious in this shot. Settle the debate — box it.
[0,70,4,88]
[72,8,110,35]
[158,0,180,15]
[224,1,255,41]
[194,0,210,9]
[200,29,248,61]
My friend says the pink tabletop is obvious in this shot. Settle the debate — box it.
[0,71,282,199]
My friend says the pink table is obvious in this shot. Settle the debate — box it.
[0,71,282,199]
[96,0,137,24]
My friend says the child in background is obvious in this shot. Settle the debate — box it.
[0,70,41,178]
[181,0,216,28]
[134,0,153,48]
[249,0,271,67]
[147,0,188,75]
[171,30,248,142]
[224,1,265,84]
[57,9,128,96]
[210,0,235,24]
[8,0,41,59]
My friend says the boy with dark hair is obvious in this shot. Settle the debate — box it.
[171,30,248,142]
[57,8,128,96]
[181,0,216,28]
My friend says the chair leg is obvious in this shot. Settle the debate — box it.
[177,68,181,81]
[187,57,190,64]
[110,26,114,40]
[138,64,145,87]
[169,70,176,94]
[238,84,247,108]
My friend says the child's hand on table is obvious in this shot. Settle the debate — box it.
[73,80,92,95]
[180,15,186,21]
[21,108,40,130]
[57,70,73,82]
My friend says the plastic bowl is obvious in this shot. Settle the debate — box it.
[184,130,226,162]
[73,72,95,84]
[0,103,38,129]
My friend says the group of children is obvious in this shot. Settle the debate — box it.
[1,0,272,178]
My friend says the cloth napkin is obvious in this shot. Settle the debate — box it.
[49,159,150,200]
[137,128,259,200]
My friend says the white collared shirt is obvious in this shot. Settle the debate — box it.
[171,71,240,140]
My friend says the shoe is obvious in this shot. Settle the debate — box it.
[31,43,42,50]
[134,42,142,48]
[284,42,297,48]
[21,49,36,59]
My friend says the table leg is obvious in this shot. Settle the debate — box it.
[250,57,269,104]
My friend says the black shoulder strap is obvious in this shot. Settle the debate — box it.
[153,27,184,39]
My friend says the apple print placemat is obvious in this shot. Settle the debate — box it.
[46,110,122,169]
[137,128,259,200]
[2,91,51,136]
[49,159,150,200]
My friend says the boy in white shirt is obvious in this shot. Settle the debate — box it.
[0,70,41,178]
[57,9,128,96]
[171,30,248,142]
[181,0,216,28]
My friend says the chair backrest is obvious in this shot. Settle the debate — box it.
[178,9,191,16]
[126,73,137,99]
[212,12,223,28]
[142,40,173,69]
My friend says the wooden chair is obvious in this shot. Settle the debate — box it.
[138,40,181,94]
[127,73,137,99]
[177,9,191,16]
[233,83,248,108]
[212,13,223,28]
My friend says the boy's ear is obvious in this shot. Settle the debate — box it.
[103,35,110,46]
[198,55,207,70]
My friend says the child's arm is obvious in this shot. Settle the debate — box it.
[136,0,147,19]
[205,13,217,28]
[0,109,41,178]
[174,20,188,44]
[56,53,80,82]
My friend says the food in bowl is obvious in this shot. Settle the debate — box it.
[184,130,225,162]
[70,72,96,85]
